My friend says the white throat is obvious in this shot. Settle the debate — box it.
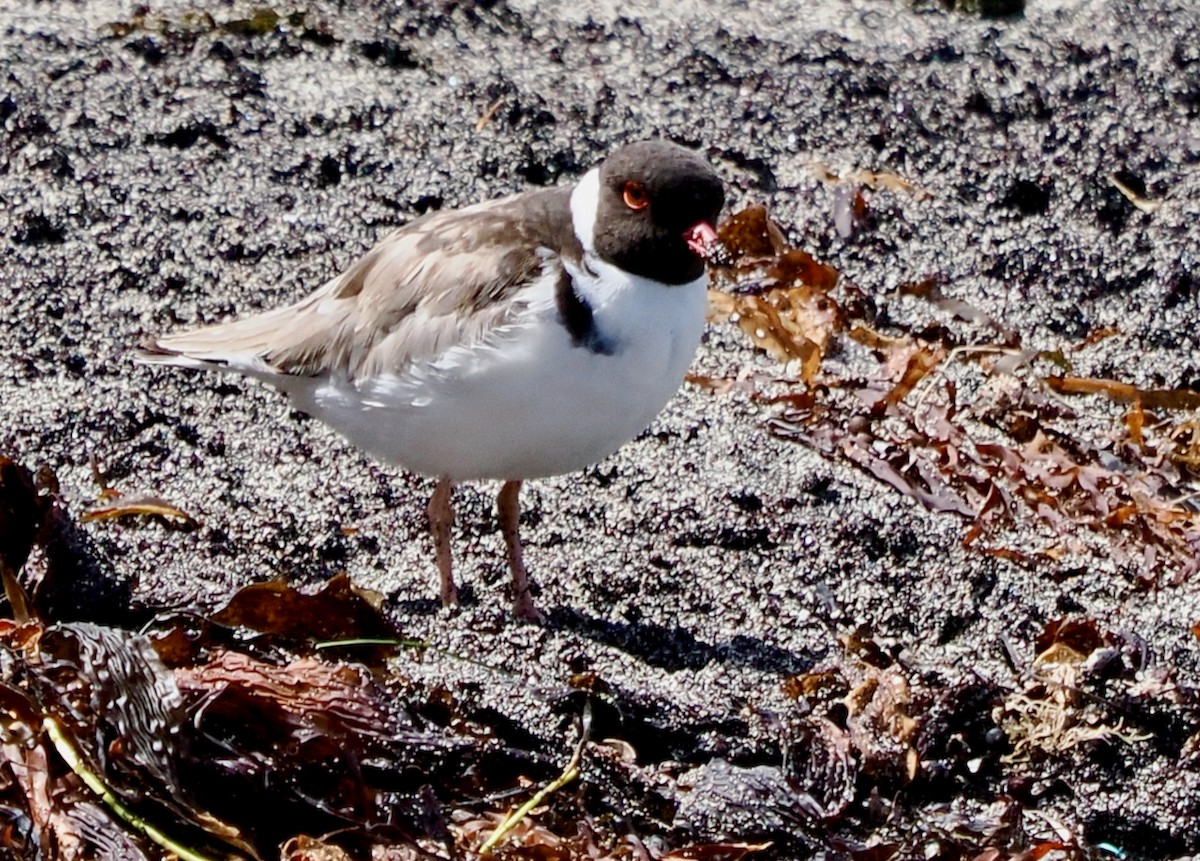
[569,167,601,255]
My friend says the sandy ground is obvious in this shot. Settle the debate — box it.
[2,0,1199,856]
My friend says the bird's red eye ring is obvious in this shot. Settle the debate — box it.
[622,181,650,211]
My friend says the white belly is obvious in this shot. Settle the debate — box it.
[295,266,707,481]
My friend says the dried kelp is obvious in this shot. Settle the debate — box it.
[708,206,841,386]
[707,205,1200,581]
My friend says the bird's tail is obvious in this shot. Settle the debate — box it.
[134,307,298,376]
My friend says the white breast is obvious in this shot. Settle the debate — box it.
[298,262,705,481]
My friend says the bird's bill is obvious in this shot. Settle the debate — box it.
[683,221,719,259]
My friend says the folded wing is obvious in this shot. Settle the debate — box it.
[137,187,576,384]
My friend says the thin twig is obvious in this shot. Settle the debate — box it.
[475,97,505,132]
[43,717,229,861]
[480,701,593,855]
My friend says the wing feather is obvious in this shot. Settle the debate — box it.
[137,186,578,382]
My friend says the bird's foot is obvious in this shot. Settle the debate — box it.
[512,587,544,623]
[439,578,460,609]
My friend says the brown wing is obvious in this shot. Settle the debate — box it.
[140,186,579,382]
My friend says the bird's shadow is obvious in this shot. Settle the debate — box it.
[545,605,824,677]
[390,594,823,677]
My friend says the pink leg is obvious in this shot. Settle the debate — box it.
[427,477,458,607]
[498,480,541,621]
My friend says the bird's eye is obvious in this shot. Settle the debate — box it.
[622,181,650,211]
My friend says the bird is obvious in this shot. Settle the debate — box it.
[137,139,726,620]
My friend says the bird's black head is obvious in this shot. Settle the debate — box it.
[590,140,725,285]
